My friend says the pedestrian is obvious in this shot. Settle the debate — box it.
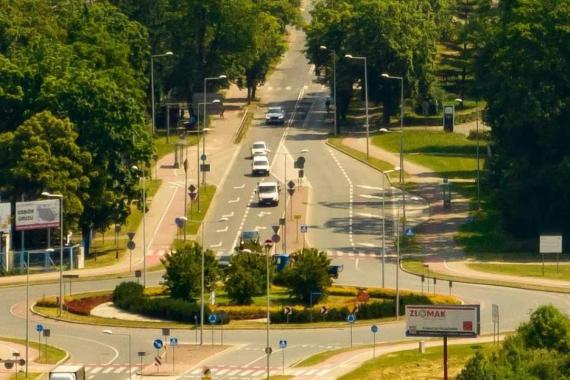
[325,98,331,114]
[219,105,225,119]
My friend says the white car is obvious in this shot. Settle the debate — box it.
[256,181,280,206]
[265,106,285,125]
[252,155,270,176]
[251,141,269,157]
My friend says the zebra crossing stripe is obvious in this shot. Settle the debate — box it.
[89,367,103,374]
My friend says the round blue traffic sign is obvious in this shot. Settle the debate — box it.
[347,314,356,323]
[208,314,217,324]
[371,325,378,333]
[201,153,207,161]
[35,324,44,333]
[153,339,163,349]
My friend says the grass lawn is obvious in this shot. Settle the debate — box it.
[371,130,485,179]
[9,374,42,380]
[468,262,570,281]
[328,137,402,183]
[339,343,493,380]
[1,336,66,364]
[184,184,217,236]
[154,135,199,160]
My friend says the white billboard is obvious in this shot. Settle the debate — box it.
[539,235,562,254]
[406,305,480,337]
[0,203,10,233]
[15,200,60,231]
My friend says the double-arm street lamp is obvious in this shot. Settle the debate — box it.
[202,74,227,157]
[150,51,174,135]
[345,54,370,159]
[103,330,132,379]
[381,73,406,233]
[41,192,64,315]
[319,45,337,135]
[131,165,147,288]
[197,99,221,187]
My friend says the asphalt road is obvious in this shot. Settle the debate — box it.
[1,1,569,379]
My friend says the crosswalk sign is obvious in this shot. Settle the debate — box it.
[405,228,415,237]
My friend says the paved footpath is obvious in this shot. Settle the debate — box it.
[340,129,570,290]
[0,84,249,285]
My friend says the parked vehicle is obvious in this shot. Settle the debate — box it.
[251,141,269,157]
[265,106,285,125]
[240,230,260,246]
[256,181,280,206]
[49,365,85,380]
[328,264,344,279]
[252,155,270,176]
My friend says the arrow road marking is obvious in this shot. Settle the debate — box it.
[257,211,272,218]
[228,197,240,203]
[356,212,382,218]
[255,226,267,231]
[233,184,245,189]
[216,227,228,233]
[222,212,234,218]
[209,242,222,248]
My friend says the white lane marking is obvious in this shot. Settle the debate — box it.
[222,212,234,218]
[209,242,222,248]
[233,184,245,189]
[146,186,178,253]
[356,212,381,218]
[216,226,228,233]
[285,86,292,90]
[329,149,354,250]
[90,367,103,374]
[56,335,119,366]
[257,211,272,218]
[357,242,377,247]
[219,217,229,221]
[359,194,383,199]
[102,367,114,374]
[228,197,240,203]
[357,184,385,191]
[255,226,267,231]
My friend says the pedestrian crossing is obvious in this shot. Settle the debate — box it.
[182,365,334,379]
[326,250,398,259]
[85,364,137,379]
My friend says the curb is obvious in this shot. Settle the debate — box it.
[233,107,250,144]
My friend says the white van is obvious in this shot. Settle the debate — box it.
[252,155,270,176]
[256,182,280,206]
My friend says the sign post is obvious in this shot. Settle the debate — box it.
[283,306,292,324]
[35,324,44,361]
[492,304,500,344]
[42,329,50,362]
[406,305,480,380]
[347,314,356,347]
[279,339,287,375]
[300,224,308,250]
[169,337,178,373]
[208,314,217,346]
[153,339,163,372]
[371,325,378,358]
[539,235,563,275]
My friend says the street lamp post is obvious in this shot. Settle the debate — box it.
[320,45,337,135]
[150,52,174,135]
[131,166,147,288]
[264,240,274,380]
[345,54,370,159]
[103,330,132,379]
[455,98,481,210]
[380,167,401,288]
[197,99,221,188]
[382,73,406,233]
[202,74,227,180]
[41,192,64,315]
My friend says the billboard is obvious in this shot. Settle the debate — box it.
[539,235,562,254]
[15,200,60,231]
[0,203,10,233]
[406,305,480,338]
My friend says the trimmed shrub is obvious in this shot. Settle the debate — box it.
[65,295,112,316]
[36,296,59,307]
[139,298,206,323]
[112,281,144,312]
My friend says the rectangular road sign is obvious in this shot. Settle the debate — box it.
[492,304,499,323]
[15,200,60,231]
[539,235,562,254]
[406,305,480,338]
[0,202,10,233]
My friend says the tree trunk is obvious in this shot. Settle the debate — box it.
[82,225,91,258]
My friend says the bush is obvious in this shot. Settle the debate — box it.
[112,282,144,312]
[139,298,209,323]
[65,295,111,316]
[36,296,59,308]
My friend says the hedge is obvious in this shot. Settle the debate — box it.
[65,295,112,316]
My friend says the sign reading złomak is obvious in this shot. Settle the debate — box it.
[15,200,60,231]
[0,203,10,233]
[406,305,480,338]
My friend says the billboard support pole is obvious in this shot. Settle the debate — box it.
[443,336,448,380]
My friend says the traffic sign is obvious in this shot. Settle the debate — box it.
[127,232,135,241]
[200,163,210,172]
[371,325,378,333]
[272,225,280,234]
[271,234,280,243]
[208,314,217,324]
[287,188,295,196]
[162,328,171,337]
[170,337,178,346]
[201,153,207,161]
[287,180,295,189]
[320,306,329,315]
[279,340,287,349]
[153,339,163,349]
[127,241,136,250]
[188,184,197,192]
[42,329,51,337]
[154,356,162,366]
[300,224,308,233]
[405,228,415,237]
[347,314,356,323]
[265,346,272,355]
[35,324,44,333]
[283,306,293,315]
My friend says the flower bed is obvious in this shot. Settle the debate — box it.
[65,295,112,316]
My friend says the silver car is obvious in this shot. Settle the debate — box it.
[265,106,285,125]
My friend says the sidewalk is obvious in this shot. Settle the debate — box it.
[0,339,64,379]
[339,128,570,289]
[0,84,249,285]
